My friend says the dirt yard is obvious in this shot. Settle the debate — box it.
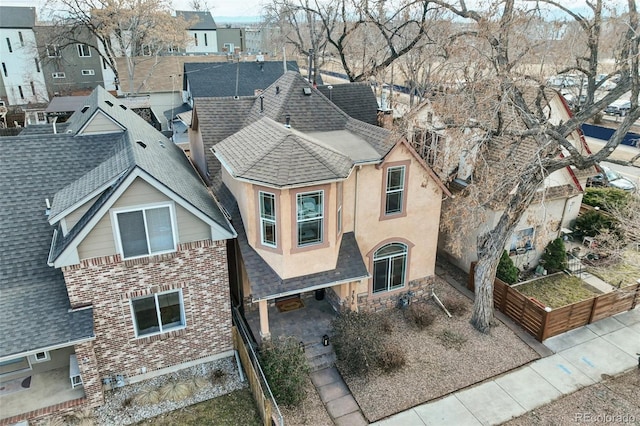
[504,369,640,425]
[340,276,540,422]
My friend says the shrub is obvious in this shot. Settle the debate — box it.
[377,343,406,373]
[582,188,630,212]
[210,368,226,384]
[191,376,209,391]
[159,380,195,402]
[65,408,96,426]
[132,387,160,405]
[331,311,387,376]
[404,302,435,329]
[259,337,310,407]
[441,296,468,317]
[541,238,567,273]
[496,250,519,285]
[574,209,616,237]
[436,330,468,350]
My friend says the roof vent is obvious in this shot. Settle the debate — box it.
[260,95,264,113]
[158,140,165,148]
[327,85,333,101]
[136,140,147,149]
[276,86,280,95]
[45,198,51,216]
[284,114,291,128]
[81,106,90,113]
[303,87,312,96]
[119,104,127,110]
[105,100,113,107]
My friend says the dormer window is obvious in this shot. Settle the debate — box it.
[113,204,176,259]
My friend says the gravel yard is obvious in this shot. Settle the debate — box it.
[504,369,640,426]
[341,276,540,423]
[94,356,245,425]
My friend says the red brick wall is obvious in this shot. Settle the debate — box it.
[62,240,232,382]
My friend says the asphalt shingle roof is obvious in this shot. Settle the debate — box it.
[214,117,353,187]
[1,86,235,358]
[184,61,300,98]
[176,10,216,30]
[212,177,369,301]
[317,83,379,125]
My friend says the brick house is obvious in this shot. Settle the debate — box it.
[0,86,236,423]
[189,72,450,340]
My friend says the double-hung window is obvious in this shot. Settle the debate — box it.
[297,191,323,246]
[131,290,185,337]
[259,191,276,247]
[373,243,407,293]
[115,205,176,259]
[77,44,91,57]
[385,166,406,215]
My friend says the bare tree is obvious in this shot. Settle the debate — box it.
[418,0,639,333]
[44,0,193,94]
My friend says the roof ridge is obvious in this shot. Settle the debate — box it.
[293,137,350,177]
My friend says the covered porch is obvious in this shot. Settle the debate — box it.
[0,347,85,421]
[245,291,339,346]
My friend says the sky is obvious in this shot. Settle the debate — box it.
[1,0,267,21]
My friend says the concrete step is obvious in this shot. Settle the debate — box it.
[305,342,337,372]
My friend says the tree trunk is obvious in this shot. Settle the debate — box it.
[470,254,499,333]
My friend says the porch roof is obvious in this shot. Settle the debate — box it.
[212,177,369,301]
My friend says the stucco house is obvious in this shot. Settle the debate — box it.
[405,88,596,273]
[0,86,236,423]
[189,72,450,340]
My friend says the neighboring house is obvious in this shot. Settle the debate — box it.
[0,6,48,106]
[183,60,301,106]
[189,71,450,340]
[34,25,107,98]
[0,86,236,423]
[177,10,218,54]
[406,89,595,272]
[244,25,280,55]
[316,82,379,126]
[216,26,245,54]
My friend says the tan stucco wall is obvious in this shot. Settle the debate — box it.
[353,143,442,290]
[77,178,211,260]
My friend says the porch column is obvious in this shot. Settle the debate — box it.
[73,341,103,407]
[258,299,271,340]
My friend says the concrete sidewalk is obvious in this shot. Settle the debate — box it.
[372,307,640,426]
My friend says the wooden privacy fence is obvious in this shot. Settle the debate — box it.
[468,263,640,341]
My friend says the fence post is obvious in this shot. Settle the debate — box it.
[539,309,549,342]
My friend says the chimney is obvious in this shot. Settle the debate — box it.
[284,114,291,128]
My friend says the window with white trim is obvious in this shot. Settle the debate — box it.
[81,69,95,76]
[259,191,276,247]
[509,227,535,255]
[131,290,185,337]
[77,44,91,57]
[46,45,60,57]
[373,243,407,293]
[32,351,50,362]
[115,205,176,259]
[296,191,323,246]
[52,72,66,78]
[385,166,405,215]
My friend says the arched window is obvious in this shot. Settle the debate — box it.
[373,243,407,293]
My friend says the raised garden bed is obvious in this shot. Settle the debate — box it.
[512,273,601,309]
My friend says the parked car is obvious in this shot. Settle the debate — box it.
[587,165,637,193]
[604,100,631,116]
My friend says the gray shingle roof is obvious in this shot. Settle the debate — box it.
[176,10,217,30]
[212,177,369,301]
[0,86,236,358]
[214,117,353,187]
[184,61,300,98]
[0,133,117,358]
[0,6,35,28]
[49,86,233,241]
[317,83,379,125]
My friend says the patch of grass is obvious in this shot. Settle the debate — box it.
[514,274,600,309]
[136,388,261,426]
[588,250,640,288]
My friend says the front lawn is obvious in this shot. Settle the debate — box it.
[136,388,261,426]
[588,249,640,288]
[513,274,600,309]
